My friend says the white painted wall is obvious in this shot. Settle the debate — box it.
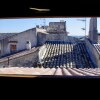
[4,28,37,54]
[38,45,46,62]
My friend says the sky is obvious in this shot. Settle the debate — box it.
[0,17,100,36]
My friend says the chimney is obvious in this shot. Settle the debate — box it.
[89,18,98,44]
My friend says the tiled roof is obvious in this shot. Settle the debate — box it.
[42,41,94,68]
[0,67,100,76]
[93,44,100,54]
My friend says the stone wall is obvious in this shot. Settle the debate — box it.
[37,32,68,45]
[89,18,98,43]
[85,39,100,67]
[46,33,68,41]
[37,32,47,45]
[0,47,40,67]
[98,35,100,43]
[47,21,66,33]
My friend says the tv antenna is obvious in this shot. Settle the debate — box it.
[40,18,46,28]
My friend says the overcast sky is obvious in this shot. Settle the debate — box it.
[0,17,99,36]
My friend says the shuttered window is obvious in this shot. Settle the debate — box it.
[10,44,17,53]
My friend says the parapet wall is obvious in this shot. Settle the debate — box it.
[85,39,100,68]
[37,32,68,45]
[38,45,46,62]
[0,47,40,67]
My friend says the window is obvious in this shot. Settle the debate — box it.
[10,44,17,53]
